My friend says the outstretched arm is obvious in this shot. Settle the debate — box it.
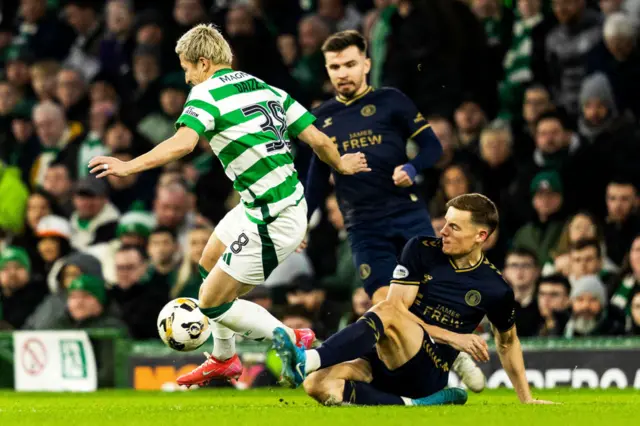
[297,125,370,175]
[89,127,200,178]
[493,325,555,404]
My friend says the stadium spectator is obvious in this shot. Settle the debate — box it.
[23,251,103,330]
[628,289,640,335]
[173,225,212,299]
[4,46,33,94]
[153,182,195,248]
[137,73,188,145]
[70,176,120,249]
[429,163,475,216]
[285,275,344,340]
[171,0,209,36]
[337,286,372,330]
[603,180,640,267]
[567,239,615,289]
[509,111,579,224]
[12,189,55,263]
[536,273,572,336]
[73,101,114,180]
[587,12,640,119]
[576,73,629,145]
[610,235,640,313]
[134,9,176,74]
[106,148,155,212]
[476,120,517,210]
[99,0,136,82]
[30,60,60,101]
[85,210,156,285]
[6,101,39,180]
[535,0,602,117]
[62,0,104,82]
[130,44,162,120]
[512,170,566,263]
[30,101,84,186]
[499,0,553,120]
[279,303,315,331]
[224,4,299,99]
[49,274,127,386]
[543,212,615,277]
[56,66,90,131]
[33,214,73,283]
[147,227,181,285]
[564,274,625,337]
[109,245,169,340]
[0,160,29,236]
[570,76,640,218]
[42,163,74,216]
[0,81,22,161]
[510,84,554,164]
[453,97,487,156]
[417,115,469,202]
[317,0,363,32]
[13,0,76,61]
[292,15,331,103]
[503,248,542,337]
[470,0,510,97]
[600,0,626,15]
[0,246,47,329]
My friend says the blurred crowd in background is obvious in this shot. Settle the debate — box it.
[1,0,640,348]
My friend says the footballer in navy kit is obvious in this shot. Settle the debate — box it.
[304,30,443,305]
[303,30,485,391]
[274,194,555,406]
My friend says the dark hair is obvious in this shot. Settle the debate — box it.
[275,304,314,323]
[445,193,499,235]
[117,244,148,261]
[505,247,539,267]
[535,109,571,132]
[608,176,637,192]
[321,30,367,54]
[150,226,177,241]
[29,188,62,217]
[110,147,135,158]
[537,273,571,296]
[525,82,550,95]
[569,238,602,258]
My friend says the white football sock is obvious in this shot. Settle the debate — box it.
[209,320,236,361]
[214,299,296,342]
[304,349,321,375]
[401,397,413,406]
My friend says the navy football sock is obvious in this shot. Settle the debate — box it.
[342,380,405,406]
[316,311,384,369]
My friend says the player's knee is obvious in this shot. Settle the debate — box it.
[370,299,400,330]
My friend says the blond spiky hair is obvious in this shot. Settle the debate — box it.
[175,23,233,65]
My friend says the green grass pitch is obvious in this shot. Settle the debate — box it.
[0,388,638,426]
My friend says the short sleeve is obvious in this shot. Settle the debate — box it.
[391,89,431,140]
[487,287,517,332]
[390,237,426,286]
[175,86,219,137]
[283,94,316,138]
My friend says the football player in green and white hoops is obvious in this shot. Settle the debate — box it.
[89,23,370,386]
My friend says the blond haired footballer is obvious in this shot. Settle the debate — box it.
[89,24,370,386]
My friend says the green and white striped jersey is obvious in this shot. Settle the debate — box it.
[175,68,315,224]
